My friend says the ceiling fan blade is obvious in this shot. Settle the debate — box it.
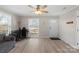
[40,5,47,9]
[39,8,48,11]
[42,5,47,8]
[28,5,34,8]
[37,5,40,10]
[42,11,48,13]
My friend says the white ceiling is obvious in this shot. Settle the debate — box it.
[0,5,78,16]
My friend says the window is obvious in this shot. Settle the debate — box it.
[28,18,39,33]
[0,13,11,35]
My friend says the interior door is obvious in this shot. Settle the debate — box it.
[48,19,58,37]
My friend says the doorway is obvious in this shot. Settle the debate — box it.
[48,19,58,38]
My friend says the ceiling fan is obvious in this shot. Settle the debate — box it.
[28,5,48,15]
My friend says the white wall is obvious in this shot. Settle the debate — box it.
[20,16,28,29]
[59,8,77,48]
[75,10,79,48]
[20,16,59,38]
[11,16,20,31]
[39,16,59,38]
[39,16,49,38]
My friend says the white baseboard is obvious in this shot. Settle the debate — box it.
[59,37,78,49]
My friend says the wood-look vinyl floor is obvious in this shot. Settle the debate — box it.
[9,38,79,53]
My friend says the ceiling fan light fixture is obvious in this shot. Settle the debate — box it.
[35,11,42,15]
[28,5,48,15]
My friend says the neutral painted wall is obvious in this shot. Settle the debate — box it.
[20,16,59,38]
[59,8,77,48]
[75,10,79,48]
[20,16,28,29]
[11,16,20,31]
[39,16,49,38]
[39,16,59,38]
